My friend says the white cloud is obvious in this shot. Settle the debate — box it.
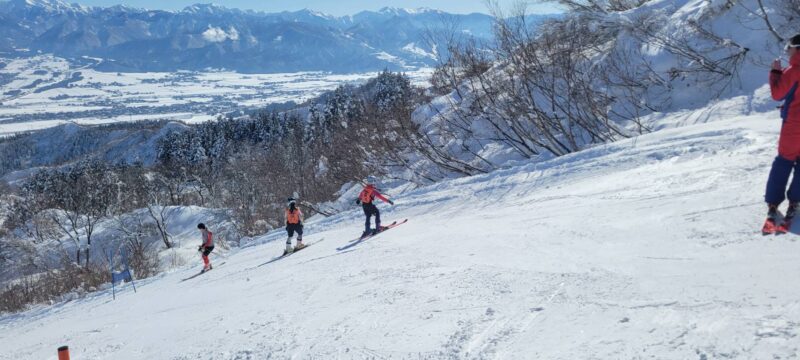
[202,26,240,43]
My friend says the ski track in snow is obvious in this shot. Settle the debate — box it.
[3,112,800,359]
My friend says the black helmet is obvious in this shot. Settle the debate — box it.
[197,223,206,230]
[787,34,800,50]
[287,197,296,206]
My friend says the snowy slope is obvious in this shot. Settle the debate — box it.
[1,106,798,359]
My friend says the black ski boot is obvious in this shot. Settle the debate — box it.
[763,204,779,235]
[786,202,798,220]
[778,202,798,234]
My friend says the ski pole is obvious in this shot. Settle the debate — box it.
[211,251,229,259]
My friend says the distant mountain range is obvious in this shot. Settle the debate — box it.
[0,0,529,73]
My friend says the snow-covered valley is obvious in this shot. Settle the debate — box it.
[0,55,433,136]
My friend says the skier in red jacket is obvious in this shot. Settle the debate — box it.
[355,178,394,238]
[764,34,800,234]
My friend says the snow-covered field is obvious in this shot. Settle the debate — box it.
[0,56,433,136]
[2,105,798,359]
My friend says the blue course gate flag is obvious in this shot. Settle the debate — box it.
[111,269,133,284]
[109,250,138,300]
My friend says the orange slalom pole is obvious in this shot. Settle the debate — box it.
[58,346,70,360]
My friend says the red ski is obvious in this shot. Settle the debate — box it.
[365,219,407,239]
[180,262,226,282]
[337,219,408,251]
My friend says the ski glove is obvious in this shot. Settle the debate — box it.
[355,199,361,205]
[389,200,395,205]
[198,246,203,252]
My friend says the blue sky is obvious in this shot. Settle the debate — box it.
[70,0,562,15]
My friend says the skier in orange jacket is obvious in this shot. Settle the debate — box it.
[284,197,305,254]
[355,178,394,238]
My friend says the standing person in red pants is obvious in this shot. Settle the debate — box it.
[197,223,215,272]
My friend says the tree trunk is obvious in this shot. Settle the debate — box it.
[161,231,172,249]
[84,237,91,268]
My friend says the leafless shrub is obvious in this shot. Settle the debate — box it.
[0,263,109,314]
